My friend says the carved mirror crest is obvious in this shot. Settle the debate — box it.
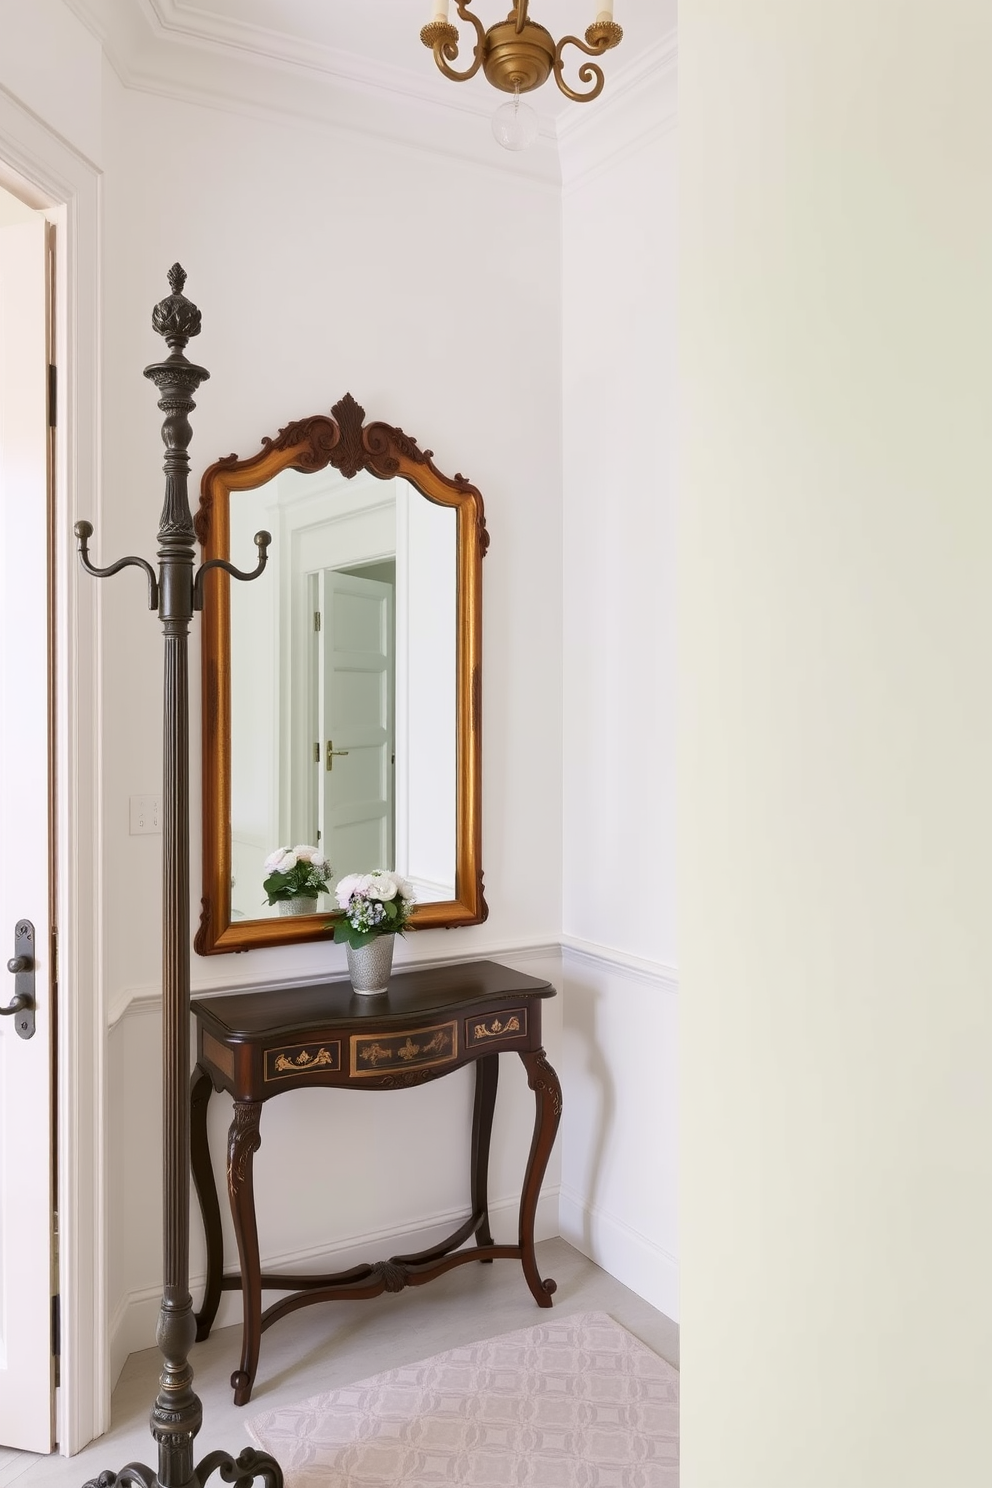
[195,393,488,955]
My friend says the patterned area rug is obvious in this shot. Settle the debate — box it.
[246,1311,678,1486]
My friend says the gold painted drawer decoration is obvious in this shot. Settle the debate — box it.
[264,1042,342,1081]
[466,1008,527,1047]
[350,1021,458,1078]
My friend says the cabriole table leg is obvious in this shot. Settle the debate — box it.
[518,1047,562,1306]
[227,1099,264,1406]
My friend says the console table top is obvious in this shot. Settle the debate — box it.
[191,958,555,1041]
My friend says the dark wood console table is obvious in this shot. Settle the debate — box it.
[190,959,562,1405]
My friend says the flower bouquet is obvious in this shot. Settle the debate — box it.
[262,845,330,914]
[331,870,416,947]
[331,870,416,994]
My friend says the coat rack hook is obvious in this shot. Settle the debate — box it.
[192,529,271,611]
[73,520,160,610]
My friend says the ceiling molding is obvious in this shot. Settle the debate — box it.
[62,0,675,187]
[143,0,472,106]
[558,31,677,192]
[76,0,563,128]
[63,0,568,183]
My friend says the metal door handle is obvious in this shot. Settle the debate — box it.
[325,740,350,772]
[3,921,36,1039]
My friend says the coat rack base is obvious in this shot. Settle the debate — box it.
[82,1447,283,1488]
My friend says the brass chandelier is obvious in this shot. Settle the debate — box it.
[421,1,623,148]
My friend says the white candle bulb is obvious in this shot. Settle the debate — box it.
[596,3,614,18]
[432,0,449,19]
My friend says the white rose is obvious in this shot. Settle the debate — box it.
[367,871,397,901]
[263,847,289,872]
[278,851,298,872]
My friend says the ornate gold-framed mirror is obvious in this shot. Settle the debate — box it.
[194,394,488,955]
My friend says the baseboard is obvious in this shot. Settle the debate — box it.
[110,1187,560,1387]
[559,1185,679,1325]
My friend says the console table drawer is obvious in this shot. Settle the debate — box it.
[465,1007,528,1048]
[350,1020,458,1077]
[264,1041,343,1081]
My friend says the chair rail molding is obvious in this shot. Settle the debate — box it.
[107,938,564,1028]
[561,934,679,991]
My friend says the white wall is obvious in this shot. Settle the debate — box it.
[559,58,679,1321]
[680,4,992,1485]
[98,76,564,1377]
[0,0,103,169]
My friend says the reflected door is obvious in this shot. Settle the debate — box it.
[316,569,394,883]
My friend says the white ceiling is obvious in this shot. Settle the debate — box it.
[144,0,677,119]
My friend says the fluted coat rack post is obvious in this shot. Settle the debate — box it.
[75,267,282,1488]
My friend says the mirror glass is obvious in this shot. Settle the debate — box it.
[229,467,457,921]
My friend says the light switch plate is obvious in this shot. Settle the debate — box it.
[130,795,162,834]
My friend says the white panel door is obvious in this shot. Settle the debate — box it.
[318,570,394,883]
[0,219,55,1452]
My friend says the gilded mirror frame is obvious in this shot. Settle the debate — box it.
[194,393,488,955]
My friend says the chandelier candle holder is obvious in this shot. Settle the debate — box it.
[74,266,282,1488]
[421,1,623,120]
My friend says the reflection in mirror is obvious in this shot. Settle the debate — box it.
[229,468,457,921]
[194,395,487,955]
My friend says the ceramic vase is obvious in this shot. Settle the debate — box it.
[346,934,395,995]
[278,895,318,916]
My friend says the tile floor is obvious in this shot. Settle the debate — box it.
[0,1239,678,1486]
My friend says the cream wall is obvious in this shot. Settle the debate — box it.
[680,3,992,1485]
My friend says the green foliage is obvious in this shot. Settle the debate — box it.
[263,861,328,906]
[332,920,377,949]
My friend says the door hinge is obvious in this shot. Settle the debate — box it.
[313,610,321,632]
[48,364,57,428]
[313,741,320,763]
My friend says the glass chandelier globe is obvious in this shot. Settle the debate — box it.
[492,87,539,151]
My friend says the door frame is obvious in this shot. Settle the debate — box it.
[0,93,105,1451]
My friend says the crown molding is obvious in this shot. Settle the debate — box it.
[62,0,675,187]
[143,0,497,117]
[558,30,677,192]
[63,0,564,183]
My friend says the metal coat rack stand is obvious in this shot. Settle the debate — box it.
[75,266,282,1488]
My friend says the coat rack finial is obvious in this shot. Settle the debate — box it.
[151,261,202,352]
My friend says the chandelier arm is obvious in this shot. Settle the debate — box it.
[514,0,530,36]
[553,33,608,103]
[428,1,486,84]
